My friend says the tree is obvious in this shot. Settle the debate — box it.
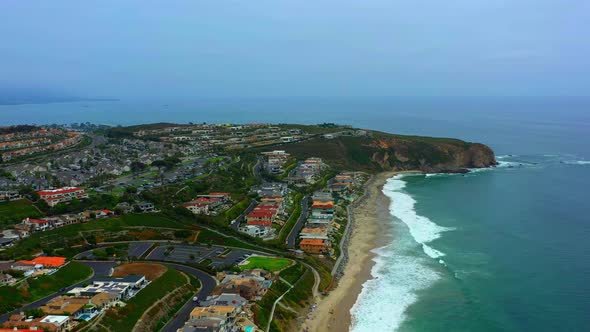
[125,186,138,194]
[130,161,146,173]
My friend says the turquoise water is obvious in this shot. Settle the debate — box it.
[401,157,589,331]
[1,96,589,331]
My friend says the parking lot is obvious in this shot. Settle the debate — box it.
[127,242,154,258]
[145,244,263,269]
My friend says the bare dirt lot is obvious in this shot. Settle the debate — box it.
[112,262,167,281]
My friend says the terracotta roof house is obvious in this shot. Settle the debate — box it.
[299,239,329,254]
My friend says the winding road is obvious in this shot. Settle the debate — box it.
[159,263,217,332]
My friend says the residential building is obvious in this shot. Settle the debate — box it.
[0,190,22,201]
[22,217,53,231]
[69,275,146,300]
[178,317,228,332]
[238,225,269,238]
[39,315,70,331]
[136,202,155,213]
[299,239,329,254]
[37,186,88,207]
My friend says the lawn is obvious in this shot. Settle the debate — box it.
[27,261,92,298]
[0,261,92,315]
[0,199,43,226]
[239,256,292,272]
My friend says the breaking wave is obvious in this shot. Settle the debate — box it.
[350,174,451,332]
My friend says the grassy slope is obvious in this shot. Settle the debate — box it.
[2,213,188,259]
[0,261,92,314]
[100,265,188,331]
[0,199,43,226]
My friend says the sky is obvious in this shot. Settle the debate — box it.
[1,0,589,100]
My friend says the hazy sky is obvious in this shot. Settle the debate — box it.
[1,0,589,99]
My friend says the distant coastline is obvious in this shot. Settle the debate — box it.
[0,97,118,106]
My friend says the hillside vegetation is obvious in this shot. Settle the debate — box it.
[263,131,497,173]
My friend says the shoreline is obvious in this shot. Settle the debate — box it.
[303,170,416,332]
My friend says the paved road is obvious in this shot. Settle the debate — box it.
[286,195,310,248]
[159,264,217,332]
[0,261,116,323]
[230,201,257,231]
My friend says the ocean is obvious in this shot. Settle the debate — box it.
[1,96,589,331]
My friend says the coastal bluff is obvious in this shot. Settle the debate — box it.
[275,130,497,173]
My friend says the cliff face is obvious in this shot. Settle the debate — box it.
[269,130,497,173]
[368,136,497,173]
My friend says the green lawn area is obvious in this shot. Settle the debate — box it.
[0,199,43,226]
[0,261,92,315]
[239,256,292,272]
[1,213,189,260]
[100,265,188,331]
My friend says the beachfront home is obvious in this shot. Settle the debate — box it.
[299,238,329,254]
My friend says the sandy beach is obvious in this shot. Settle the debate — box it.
[303,171,402,332]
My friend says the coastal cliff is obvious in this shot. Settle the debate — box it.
[369,135,497,173]
[275,131,497,173]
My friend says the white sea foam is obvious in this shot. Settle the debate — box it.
[384,175,453,249]
[350,245,440,332]
[496,154,518,159]
[350,175,450,332]
[564,160,590,165]
[496,160,528,168]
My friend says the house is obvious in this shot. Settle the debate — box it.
[0,190,22,201]
[190,306,237,320]
[179,317,228,332]
[69,275,146,300]
[27,256,67,268]
[245,210,274,227]
[10,261,41,276]
[299,239,329,254]
[136,202,155,213]
[90,292,118,309]
[0,237,17,247]
[40,315,70,331]
[0,273,16,285]
[212,276,270,301]
[37,187,88,207]
[12,256,66,276]
[183,201,210,215]
[239,225,269,238]
[22,217,53,231]
[115,202,134,214]
[200,293,247,310]
[39,296,89,316]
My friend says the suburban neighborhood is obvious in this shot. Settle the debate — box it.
[0,122,370,332]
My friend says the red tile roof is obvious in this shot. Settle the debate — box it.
[18,256,66,268]
[37,187,84,195]
[247,210,276,218]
